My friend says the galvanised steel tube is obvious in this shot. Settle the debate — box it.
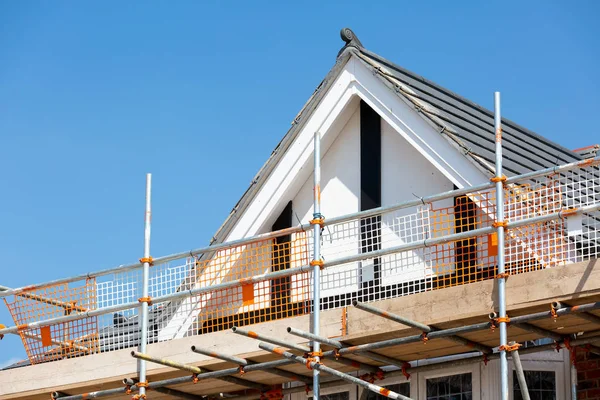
[138,173,152,398]
[130,351,268,391]
[312,130,323,399]
[287,327,408,368]
[51,387,128,400]
[191,345,249,365]
[510,342,531,400]
[352,301,492,354]
[553,301,600,326]
[233,326,381,373]
[332,301,600,357]
[232,326,310,352]
[190,345,311,384]
[494,91,509,400]
[258,342,413,400]
[352,300,431,332]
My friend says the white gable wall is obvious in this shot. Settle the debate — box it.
[379,119,455,286]
[292,104,361,297]
[158,54,494,339]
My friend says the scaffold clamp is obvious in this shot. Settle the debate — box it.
[490,175,507,183]
[0,323,5,340]
[309,216,325,228]
[310,259,325,269]
[499,343,521,352]
[491,316,510,331]
[401,362,411,380]
[550,304,558,322]
[138,296,152,306]
[139,256,154,266]
[492,221,508,228]
[261,387,283,400]
[420,332,429,344]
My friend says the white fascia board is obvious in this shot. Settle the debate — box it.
[348,56,488,189]
[225,67,358,241]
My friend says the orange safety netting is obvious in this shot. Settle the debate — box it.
[194,231,311,334]
[3,279,99,364]
[426,182,571,289]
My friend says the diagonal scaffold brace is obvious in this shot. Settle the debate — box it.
[258,342,414,400]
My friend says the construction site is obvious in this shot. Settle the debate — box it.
[2,28,600,400]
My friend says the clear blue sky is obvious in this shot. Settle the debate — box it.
[0,1,598,366]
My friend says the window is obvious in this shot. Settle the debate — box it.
[513,370,556,400]
[309,391,350,400]
[426,373,472,400]
[363,383,410,400]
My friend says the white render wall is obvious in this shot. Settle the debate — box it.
[290,109,457,297]
[292,106,361,297]
[379,120,455,286]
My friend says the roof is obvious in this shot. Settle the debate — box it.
[574,145,600,159]
[209,27,589,247]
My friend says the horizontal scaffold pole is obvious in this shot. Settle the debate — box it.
[130,351,268,391]
[352,301,493,354]
[286,327,409,367]
[191,345,312,385]
[232,326,382,373]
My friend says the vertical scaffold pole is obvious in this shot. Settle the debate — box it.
[311,131,323,400]
[494,92,508,400]
[138,173,152,398]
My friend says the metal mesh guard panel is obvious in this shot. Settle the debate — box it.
[4,279,99,364]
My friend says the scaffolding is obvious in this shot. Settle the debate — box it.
[1,92,600,400]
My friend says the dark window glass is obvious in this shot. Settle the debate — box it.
[513,370,556,400]
[309,392,349,400]
[364,383,410,400]
[426,373,472,400]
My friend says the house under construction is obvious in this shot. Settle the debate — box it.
[2,28,600,400]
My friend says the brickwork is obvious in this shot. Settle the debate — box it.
[576,348,600,400]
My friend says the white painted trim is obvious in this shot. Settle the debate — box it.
[290,382,357,400]
[508,358,566,400]
[356,374,415,400]
[227,55,488,244]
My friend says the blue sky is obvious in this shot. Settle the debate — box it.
[0,1,598,366]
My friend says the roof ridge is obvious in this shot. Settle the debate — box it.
[337,28,582,162]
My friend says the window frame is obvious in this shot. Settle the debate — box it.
[299,383,357,400]
[508,359,566,400]
[357,374,415,400]
[418,364,481,400]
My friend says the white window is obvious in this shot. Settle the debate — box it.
[509,359,566,400]
[358,375,414,400]
[419,364,481,400]
[297,384,357,400]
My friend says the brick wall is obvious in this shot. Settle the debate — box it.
[576,349,600,399]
